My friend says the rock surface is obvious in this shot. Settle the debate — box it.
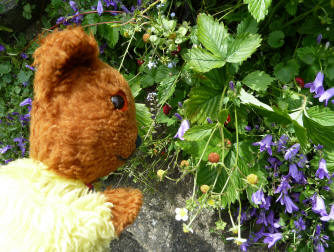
[107,174,241,252]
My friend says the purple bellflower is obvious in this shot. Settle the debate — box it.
[0,145,12,154]
[253,135,273,156]
[20,53,28,59]
[280,194,299,213]
[320,204,334,222]
[312,194,327,216]
[25,64,35,71]
[284,143,300,160]
[174,113,182,120]
[275,176,291,195]
[207,117,213,124]
[294,216,306,231]
[263,233,283,248]
[69,1,78,11]
[289,163,306,184]
[317,34,323,44]
[319,87,334,106]
[260,196,272,210]
[97,0,103,15]
[251,189,265,205]
[305,72,324,97]
[315,159,330,180]
[297,154,307,168]
[256,210,268,226]
[0,44,5,52]
[229,81,235,91]
[277,134,289,152]
[174,120,190,141]
[245,125,251,131]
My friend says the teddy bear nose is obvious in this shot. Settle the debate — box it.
[135,135,142,148]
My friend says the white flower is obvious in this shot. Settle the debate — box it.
[147,61,157,69]
[226,237,247,246]
[175,207,188,221]
[171,12,175,18]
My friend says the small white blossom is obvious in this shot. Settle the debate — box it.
[171,12,175,18]
[147,92,157,101]
[175,207,188,221]
[147,61,157,69]
[226,237,247,246]
[167,62,176,68]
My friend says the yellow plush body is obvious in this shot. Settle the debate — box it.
[0,158,116,252]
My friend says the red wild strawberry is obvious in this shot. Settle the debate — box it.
[137,59,144,66]
[208,152,220,163]
[177,44,181,53]
[163,104,172,115]
[224,115,231,126]
[295,77,304,88]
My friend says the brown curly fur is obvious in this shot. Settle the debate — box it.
[30,26,142,234]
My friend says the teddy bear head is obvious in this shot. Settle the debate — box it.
[29,27,138,184]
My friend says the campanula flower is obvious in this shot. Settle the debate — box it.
[104,0,116,8]
[312,194,327,216]
[174,120,190,140]
[294,216,306,231]
[207,117,213,124]
[260,196,272,210]
[252,135,273,156]
[0,145,12,154]
[304,72,324,97]
[25,64,35,71]
[297,154,307,168]
[20,53,28,59]
[229,81,235,91]
[277,134,288,152]
[284,143,300,160]
[289,163,306,184]
[69,1,78,11]
[317,34,322,44]
[275,176,291,195]
[120,4,130,13]
[245,126,251,131]
[97,0,103,15]
[252,226,265,242]
[174,113,182,120]
[320,204,334,222]
[20,98,32,107]
[0,44,5,52]
[315,159,330,180]
[280,194,299,213]
[251,189,265,205]
[14,137,27,157]
[319,87,334,106]
[256,210,268,226]
[263,233,282,248]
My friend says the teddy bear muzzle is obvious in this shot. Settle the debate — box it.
[117,135,141,162]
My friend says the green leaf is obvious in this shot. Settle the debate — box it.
[237,16,258,35]
[218,109,229,125]
[285,0,298,15]
[307,106,334,126]
[268,31,284,48]
[242,70,275,92]
[296,47,316,65]
[157,75,178,105]
[326,64,334,81]
[292,120,308,151]
[184,124,215,141]
[17,70,33,83]
[197,13,229,57]
[323,149,334,172]
[274,59,299,83]
[243,0,272,22]
[184,86,222,124]
[140,74,155,88]
[226,33,262,63]
[183,48,225,72]
[22,4,32,20]
[135,103,153,135]
[155,65,171,82]
[0,64,11,75]
[239,88,273,111]
[303,114,334,148]
[104,24,119,48]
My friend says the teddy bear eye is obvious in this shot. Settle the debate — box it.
[111,95,125,110]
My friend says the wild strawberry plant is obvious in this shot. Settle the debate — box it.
[1,0,334,251]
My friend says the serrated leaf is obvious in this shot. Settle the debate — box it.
[226,33,261,63]
[237,16,258,34]
[17,70,32,83]
[135,103,153,135]
[105,24,119,48]
[140,74,155,88]
[239,88,273,111]
[184,124,215,141]
[157,75,178,105]
[197,13,229,57]
[155,65,171,82]
[268,31,284,48]
[242,70,275,92]
[296,47,316,65]
[244,0,272,22]
[184,86,222,124]
[303,114,334,148]
[218,109,229,125]
[274,59,299,83]
[183,48,225,72]
[307,106,334,126]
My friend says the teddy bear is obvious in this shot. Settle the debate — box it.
[0,26,142,251]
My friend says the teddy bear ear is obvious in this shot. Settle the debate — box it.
[33,26,99,98]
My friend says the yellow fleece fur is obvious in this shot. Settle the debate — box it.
[0,158,116,252]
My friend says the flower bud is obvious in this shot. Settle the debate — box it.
[180,160,189,167]
[200,184,210,194]
[143,33,150,43]
[208,152,220,163]
[247,174,258,185]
